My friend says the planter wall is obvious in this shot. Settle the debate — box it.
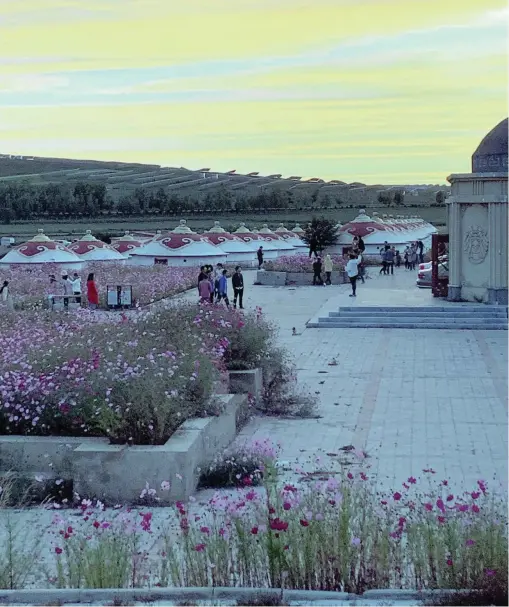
[228,368,263,403]
[256,270,348,286]
[0,394,248,505]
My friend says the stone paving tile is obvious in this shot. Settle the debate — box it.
[182,269,509,495]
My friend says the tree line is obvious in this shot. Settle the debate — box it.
[0,180,443,223]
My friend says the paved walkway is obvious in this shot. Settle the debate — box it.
[185,269,508,494]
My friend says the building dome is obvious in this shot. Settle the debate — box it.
[256,224,296,254]
[472,118,508,173]
[274,223,307,251]
[205,222,256,264]
[129,220,227,265]
[291,223,304,234]
[110,231,144,256]
[68,230,127,261]
[0,229,83,269]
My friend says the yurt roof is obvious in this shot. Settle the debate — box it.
[132,220,224,258]
[68,230,126,261]
[0,229,82,265]
[205,222,256,253]
[110,231,144,255]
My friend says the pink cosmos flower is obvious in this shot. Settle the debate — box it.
[446,559,453,567]
[55,547,62,555]
[436,498,445,513]
[446,494,454,501]
[407,476,417,484]
[471,504,480,513]
[465,539,475,546]
[194,543,206,552]
[424,503,433,511]
[283,502,291,511]
[300,519,309,527]
[471,491,480,499]
[393,492,402,501]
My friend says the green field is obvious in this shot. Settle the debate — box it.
[0,206,446,239]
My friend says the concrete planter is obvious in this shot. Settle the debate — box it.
[0,394,248,505]
[255,270,348,286]
[228,368,263,403]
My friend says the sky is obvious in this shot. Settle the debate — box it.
[0,0,507,185]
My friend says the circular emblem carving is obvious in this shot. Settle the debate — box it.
[464,226,489,264]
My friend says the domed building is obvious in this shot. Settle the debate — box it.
[204,222,257,266]
[0,230,83,270]
[68,230,127,263]
[446,118,508,303]
[336,210,436,255]
[274,224,308,253]
[255,224,296,256]
[110,231,144,257]
[233,223,278,259]
[129,220,227,266]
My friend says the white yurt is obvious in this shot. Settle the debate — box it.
[337,210,405,254]
[110,231,144,257]
[291,223,305,235]
[204,222,257,266]
[273,224,307,254]
[129,220,227,267]
[0,230,84,271]
[68,230,127,263]
[255,225,296,256]
[233,223,278,259]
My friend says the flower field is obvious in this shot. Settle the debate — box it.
[264,254,380,273]
[0,443,506,594]
[1,263,199,309]
[0,303,276,444]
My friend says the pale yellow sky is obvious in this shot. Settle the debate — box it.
[0,0,507,184]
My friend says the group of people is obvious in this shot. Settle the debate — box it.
[378,240,424,274]
[197,264,245,309]
[310,235,366,297]
[49,272,99,308]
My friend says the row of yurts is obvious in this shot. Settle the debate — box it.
[0,211,437,271]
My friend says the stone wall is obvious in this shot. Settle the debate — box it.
[0,394,248,505]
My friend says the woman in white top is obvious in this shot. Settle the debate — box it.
[324,254,333,285]
[345,254,361,297]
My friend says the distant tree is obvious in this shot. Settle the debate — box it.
[377,191,392,205]
[301,217,338,252]
[435,190,445,204]
[393,190,405,205]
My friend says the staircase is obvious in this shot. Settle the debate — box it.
[307,305,508,329]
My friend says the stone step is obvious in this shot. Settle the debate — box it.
[321,316,507,325]
[332,305,508,314]
[329,310,507,319]
[308,321,508,329]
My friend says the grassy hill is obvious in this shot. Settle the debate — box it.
[0,153,449,236]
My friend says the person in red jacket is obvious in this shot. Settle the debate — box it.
[87,273,99,309]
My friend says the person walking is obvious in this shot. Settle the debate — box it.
[357,251,365,284]
[403,246,410,270]
[395,250,402,268]
[385,247,395,275]
[213,263,223,302]
[357,236,365,253]
[410,246,418,271]
[417,240,424,264]
[71,272,82,304]
[232,266,244,309]
[346,253,361,297]
[207,268,215,303]
[61,274,73,308]
[217,269,230,308]
[0,280,13,310]
[324,254,333,285]
[198,274,213,304]
[197,266,207,294]
[379,248,388,275]
[308,236,318,258]
[257,246,264,269]
[312,256,323,285]
[87,273,99,309]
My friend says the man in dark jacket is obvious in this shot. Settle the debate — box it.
[417,240,424,263]
[257,246,264,269]
[309,236,318,258]
[312,256,323,285]
[232,266,244,309]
